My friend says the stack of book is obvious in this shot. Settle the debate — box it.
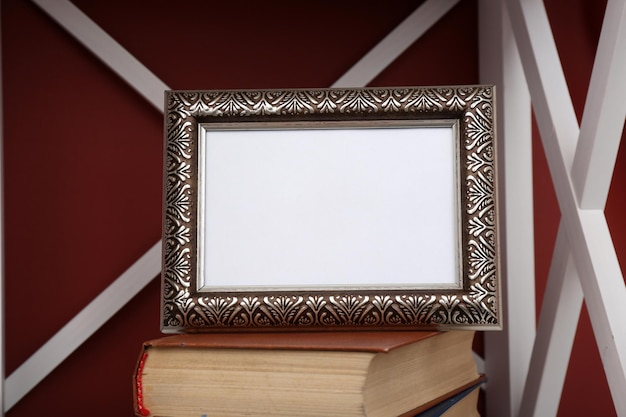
[134,330,484,417]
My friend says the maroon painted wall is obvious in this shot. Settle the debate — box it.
[2,1,622,416]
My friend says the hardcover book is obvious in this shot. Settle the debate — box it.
[413,378,484,417]
[134,330,479,417]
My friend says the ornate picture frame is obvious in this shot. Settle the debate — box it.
[162,85,500,333]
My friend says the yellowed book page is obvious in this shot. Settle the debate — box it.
[364,331,477,417]
[141,348,374,417]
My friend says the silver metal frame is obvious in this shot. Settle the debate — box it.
[162,85,500,333]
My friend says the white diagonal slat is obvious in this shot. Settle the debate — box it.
[507,0,626,415]
[505,0,579,169]
[30,0,169,111]
[518,224,583,417]
[6,0,456,411]
[332,0,460,88]
[572,0,626,209]
[575,211,626,414]
[478,1,534,417]
[3,242,162,411]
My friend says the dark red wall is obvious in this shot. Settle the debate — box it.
[2,1,621,416]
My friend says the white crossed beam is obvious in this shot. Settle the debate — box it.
[4,0,463,411]
[505,0,626,415]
